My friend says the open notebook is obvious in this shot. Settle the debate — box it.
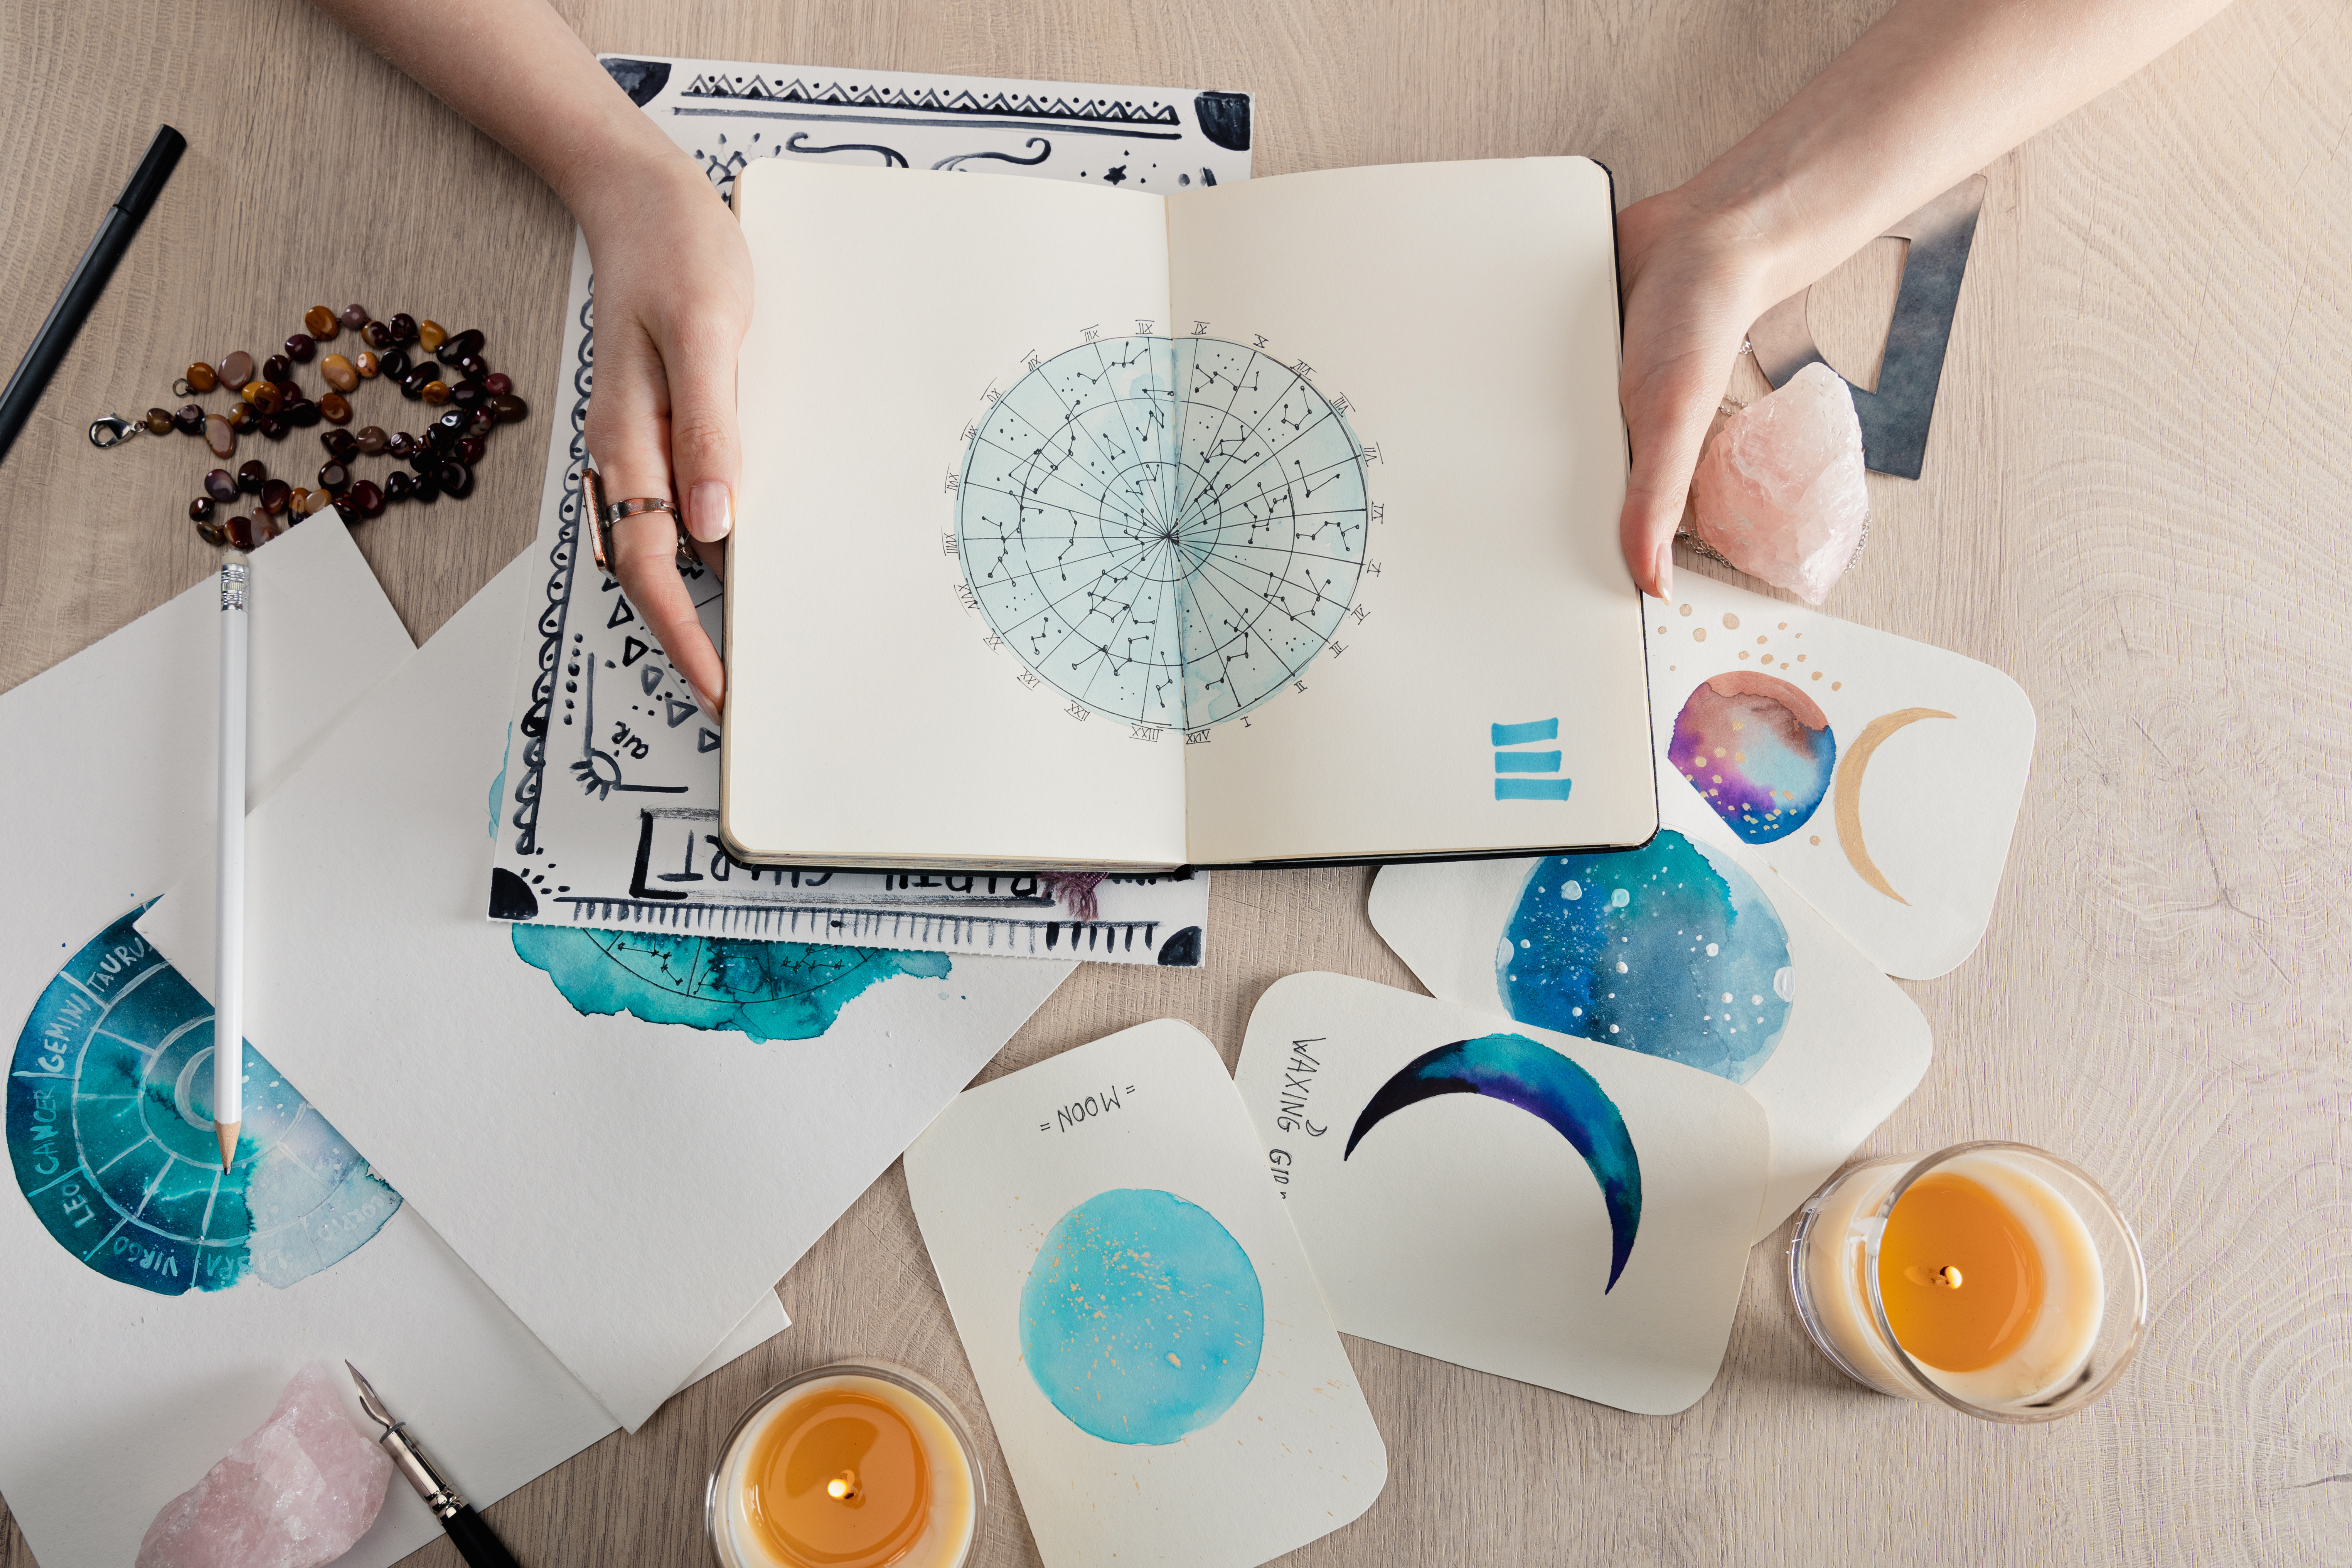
[723,157,1656,869]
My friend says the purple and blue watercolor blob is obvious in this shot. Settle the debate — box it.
[1669,673,1836,844]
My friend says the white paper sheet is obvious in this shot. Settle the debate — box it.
[1644,577,2035,978]
[1370,789,1931,1235]
[138,549,1072,1430]
[904,1020,1387,1568]
[489,56,1240,956]
[1235,975,1768,1415]
[0,524,788,1568]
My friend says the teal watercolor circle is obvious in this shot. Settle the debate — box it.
[1019,1187,1264,1445]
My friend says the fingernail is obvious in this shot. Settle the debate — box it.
[689,482,732,542]
[693,684,721,727]
[1653,544,1673,601]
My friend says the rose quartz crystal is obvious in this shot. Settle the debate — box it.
[1688,360,1869,605]
[136,1364,393,1568]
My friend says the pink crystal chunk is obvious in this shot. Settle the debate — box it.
[1688,361,1869,605]
[136,1364,393,1568]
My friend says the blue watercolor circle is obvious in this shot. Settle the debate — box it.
[6,907,400,1295]
[1019,1187,1264,1444]
[1498,831,1793,1084]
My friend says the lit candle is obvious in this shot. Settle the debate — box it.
[709,1364,981,1568]
[1790,1142,2146,1421]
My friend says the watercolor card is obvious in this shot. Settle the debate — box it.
[1642,574,2036,979]
[136,549,1070,1432]
[1235,975,1769,1415]
[1370,789,1932,1235]
[0,523,788,1568]
[904,1021,1387,1568]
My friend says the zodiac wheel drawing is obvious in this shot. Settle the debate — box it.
[5,908,400,1296]
[953,334,1371,730]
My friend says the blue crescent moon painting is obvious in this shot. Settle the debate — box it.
[1019,1187,1265,1444]
[1497,830,1794,1085]
[6,908,401,1296]
[1344,1033,1641,1292]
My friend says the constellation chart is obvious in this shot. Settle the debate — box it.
[951,333,1373,731]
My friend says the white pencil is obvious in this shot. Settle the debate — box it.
[214,554,248,1171]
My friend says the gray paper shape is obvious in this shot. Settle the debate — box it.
[1749,174,1986,480]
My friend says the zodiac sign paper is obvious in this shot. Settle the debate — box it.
[904,1021,1385,1568]
[1235,975,1768,1416]
[1370,793,1932,1236]
[1646,575,2036,979]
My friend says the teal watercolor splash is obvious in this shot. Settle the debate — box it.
[1499,830,1793,1085]
[1020,1187,1264,1445]
[7,908,401,1297]
[488,721,513,840]
[1346,1032,1642,1291]
[510,925,950,1042]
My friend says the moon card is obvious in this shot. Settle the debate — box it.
[904,1021,1387,1568]
[1235,974,1769,1416]
[1644,575,2037,979]
[1369,791,1932,1236]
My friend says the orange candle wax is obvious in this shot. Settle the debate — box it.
[1795,1147,2108,1410]
[711,1369,978,1568]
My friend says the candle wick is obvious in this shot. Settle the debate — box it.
[1934,1265,1963,1289]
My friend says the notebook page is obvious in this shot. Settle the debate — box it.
[725,163,1184,866]
[1168,159,1657,863]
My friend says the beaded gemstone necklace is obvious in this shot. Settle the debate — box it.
[106,303,529,549]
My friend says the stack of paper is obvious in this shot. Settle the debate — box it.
[0,522,784,1568]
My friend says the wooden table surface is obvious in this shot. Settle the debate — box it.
[4,0,2348,1563]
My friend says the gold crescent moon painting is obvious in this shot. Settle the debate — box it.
[1832,708,1955,903]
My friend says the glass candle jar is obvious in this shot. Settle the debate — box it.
[708,1362,983,1568]
[1789,1142,2147,1423]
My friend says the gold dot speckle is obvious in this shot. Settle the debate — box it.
[1738,650,1751,660]
[1778,622,1788,630]
[1811,671,1823,680]
[1810,834,1821,845]
[1694,627,1707,642]
[1832,681,1842,690]
[1760,655,1773,665]
[1679,603,1693,617]
[1723,613,1740,630]
[1757,635,1767,645]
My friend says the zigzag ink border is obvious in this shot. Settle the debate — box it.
[679,75,1182,127]
[513,277,593,857]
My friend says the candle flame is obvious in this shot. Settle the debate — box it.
[1934,1265,1963,1288]
[827,1470,861,1502]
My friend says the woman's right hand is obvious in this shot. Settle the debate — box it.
[572,143,754,720]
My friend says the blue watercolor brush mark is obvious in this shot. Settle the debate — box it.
[1020,1187,1264,1444]
[7,908,401,1296]
[1346,1033,1641,1292]
[510,926,950,1042]
[1497,830,1793,1085]
[488,721,513,840]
